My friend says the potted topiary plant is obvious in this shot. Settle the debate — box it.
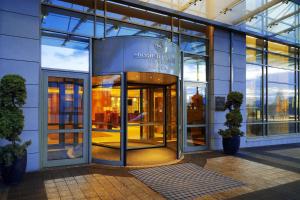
[218,91,244,155]
[0,75,31,185]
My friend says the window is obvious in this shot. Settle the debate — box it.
[246,35,299,137]
[41,31,89,72]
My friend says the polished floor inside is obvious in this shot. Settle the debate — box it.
[92,144,177,166]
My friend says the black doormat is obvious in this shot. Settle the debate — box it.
[130,163,244,200]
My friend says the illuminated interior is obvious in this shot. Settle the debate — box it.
[91,72,178,165]
[47,77,84,160]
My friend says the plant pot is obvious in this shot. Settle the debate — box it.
[1,150,27,185]
[222,135,240,155]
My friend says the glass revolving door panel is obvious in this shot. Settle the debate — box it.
[127,86,165,149]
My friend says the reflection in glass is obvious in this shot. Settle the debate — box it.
[185,82,206,147]
[41,31,89,72]
[268,53,295,70]
[268,83,295,122]
[187,127,206,147]
[41,6,94,37]
[184,54,206,82]
[106,20,171,39]
[42,0,94,13]
[268,67,294,84]
[47,132,83,160]
[246,49,262,64]
[181,35,207,55]
[48,77,84,130]
[106,1,171,31]
[92,75,121,161]
[246,124,263,137]
[246,35,264,50]
[246,64,262,123]
[268,123,296,135]
[180,20,207,38]
[268,41,296,57]
[186,84,206,125]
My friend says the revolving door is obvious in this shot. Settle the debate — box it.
[91,72,179,166]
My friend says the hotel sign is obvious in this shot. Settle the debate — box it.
[93,37,180,76]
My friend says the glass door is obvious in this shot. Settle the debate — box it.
[42,71,89,167]
[184,82,207,152]
[91,74,125,166]
[127,86,165,149]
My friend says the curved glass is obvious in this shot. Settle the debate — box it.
[92,75,121,161]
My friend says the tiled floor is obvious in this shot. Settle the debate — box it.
[1,144,300,200]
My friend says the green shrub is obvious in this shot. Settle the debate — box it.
[218,91,244,138]
[0,75,31,167]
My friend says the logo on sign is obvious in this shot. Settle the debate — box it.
[133,40,177,72]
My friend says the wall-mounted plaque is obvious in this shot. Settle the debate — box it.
[215,96,225,111]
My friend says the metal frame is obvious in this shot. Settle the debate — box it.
[41,70,89,168]
[246,36,300,138]
[182,52,209,152]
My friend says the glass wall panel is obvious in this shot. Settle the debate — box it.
[180,20,207,38]
[41,6,94,37]
[246,49,262,64]
[41,31,89,72]
[246,35,299,137]
[186,84,206,125]
[92,75,121,161]
[187,127,206,147]
[246,64,262,123]
[127,87,165,149]
[48,132,83,160]
[48,77,84,130]
[181,35,207,55]
[92,131,121,161]
[46,75,86,164]
[268,122,296,135]
[92,76,121,130]
[184,54,206,82]
[106,20,171,39]
[42,0,94,13]
[268,41,296,57]
[268,53,295,70]
[96,17,104,38]
[106,1,172,31]
[246,35,264,50]
[166,84,177,151]
[268,67,294,84]
[268,83,295,122]
[247,124,263,137]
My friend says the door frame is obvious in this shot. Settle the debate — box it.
[41,70,89,168]
[183,81,208,152]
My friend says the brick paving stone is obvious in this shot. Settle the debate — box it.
[2,144,300,200]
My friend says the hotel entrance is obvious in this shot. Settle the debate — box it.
[91,72,178,166]
[91,36,181,166]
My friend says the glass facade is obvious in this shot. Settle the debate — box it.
[40,0,208,65]
[246,35,300,137]
[40,0,208,166]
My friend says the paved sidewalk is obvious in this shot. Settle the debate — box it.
[0,143,299,200]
